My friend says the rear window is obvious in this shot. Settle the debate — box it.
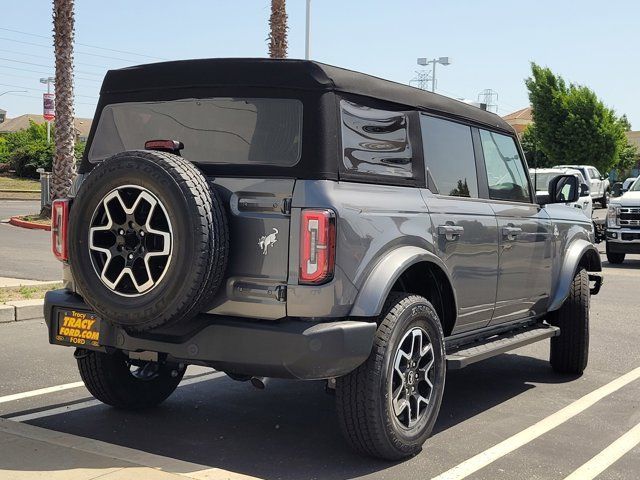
[88,97,303,166]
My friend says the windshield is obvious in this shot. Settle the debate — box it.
[631,178,640,191]
[533,172,561,191]
[89,97,303,166]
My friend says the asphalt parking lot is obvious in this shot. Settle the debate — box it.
[0,200,61,281]
[0,249,638,479]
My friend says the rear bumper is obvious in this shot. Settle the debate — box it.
[44,289,375,380]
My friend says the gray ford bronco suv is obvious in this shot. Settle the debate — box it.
[45,58,603,460]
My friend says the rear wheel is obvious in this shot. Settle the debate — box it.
[76,349,185,409]
[606,244,625,264]
[68,150,229,332]
[548,269,589,374]
[335,293,446,460]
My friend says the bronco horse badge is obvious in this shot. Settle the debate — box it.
[258,228,279,255]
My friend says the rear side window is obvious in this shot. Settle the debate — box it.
[88,98,303,166]
[420,115,478,198]
[479,130,531,202]
[340,100,413,178]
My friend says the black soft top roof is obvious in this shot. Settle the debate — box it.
[100,58,513,133]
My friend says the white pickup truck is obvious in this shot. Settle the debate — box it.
[606,177,640,264]
[531,167,593,219]
[555,165,610,207]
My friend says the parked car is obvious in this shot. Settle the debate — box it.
[554,165,610,207]
[530,167,593,219]
[606,177,640,263]
[44,59,603,460]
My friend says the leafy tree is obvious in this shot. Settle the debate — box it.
[0,120,85,178]
[525,63,630,174]
[521,124,551,168]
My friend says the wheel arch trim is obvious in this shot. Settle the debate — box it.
[548,239,602,312]
[349,246,457,318]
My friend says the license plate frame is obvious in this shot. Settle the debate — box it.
[55,308,101,348]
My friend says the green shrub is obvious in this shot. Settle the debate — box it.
[10,141,54,178]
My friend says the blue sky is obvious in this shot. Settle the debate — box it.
[1,0,638,127]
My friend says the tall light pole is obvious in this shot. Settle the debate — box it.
[417,57,452,92]
[305,0,311,60]
[40,76,55,143]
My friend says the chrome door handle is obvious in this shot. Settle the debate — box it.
[438,225,464,241]
[502,226,522,241]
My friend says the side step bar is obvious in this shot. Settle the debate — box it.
[446,323,560,370]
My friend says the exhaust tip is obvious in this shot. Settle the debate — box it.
[250,376,269,390]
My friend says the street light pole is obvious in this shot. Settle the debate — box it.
[40,76,54,144]
[305,0,311,60]
[416,57,452,92]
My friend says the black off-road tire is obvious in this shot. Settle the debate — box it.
[548,268,589,374]
[335,293,446,460]
[606,244,625,264]
[68,150,229,332]
[599,195,608,208]
[76,350,185,409]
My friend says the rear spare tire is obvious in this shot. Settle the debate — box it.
[68,150,228,331]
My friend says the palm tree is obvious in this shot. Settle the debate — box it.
[268,0,288,59]
[51,0,76,202]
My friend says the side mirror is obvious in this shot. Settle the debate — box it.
[580,183,590,197]
[548,174,580,204]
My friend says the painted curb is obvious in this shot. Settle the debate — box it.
[1,299,44,322]
[8,216,51,231]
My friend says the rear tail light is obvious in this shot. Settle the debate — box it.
[299,209,336,284]
[52,198,70,261]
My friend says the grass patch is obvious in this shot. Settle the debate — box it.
[0,174,41,191]
[19,213,50,225]
[0,282,62,304]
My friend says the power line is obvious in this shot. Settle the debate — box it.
[0,82,98,99]
[0,37,149,63]
[8,92,96,107]
[0,56,103,77]
[0,64,102,83]
[0,26,167,61]
[0,48,112,70]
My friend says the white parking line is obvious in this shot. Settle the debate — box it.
[432,366,640,480]
[7,371,225,422]
[0,381,85,404]
[564,422,640,480]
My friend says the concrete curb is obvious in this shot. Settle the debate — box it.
[8,215,51,231]
[0,299,44,323]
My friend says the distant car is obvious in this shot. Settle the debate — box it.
[531,167,593,219]
[554,165,610,207]
[622,177,638,193]
[606,177,640,263]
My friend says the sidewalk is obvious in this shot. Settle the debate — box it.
[0,418,259,480]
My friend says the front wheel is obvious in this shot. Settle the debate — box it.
[606,244,625,264]
[547,269,589,374]
[335,293,446,460]
[599,193,609,208]
[76,350,185,409]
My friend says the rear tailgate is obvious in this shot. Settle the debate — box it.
[206,177,294,319]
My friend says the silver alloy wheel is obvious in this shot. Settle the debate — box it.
[391,327,436,429]
[88,185,172,297]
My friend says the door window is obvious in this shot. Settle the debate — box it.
[420,115,478,198]
[340,100,414,178]
[479,130,531,202]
